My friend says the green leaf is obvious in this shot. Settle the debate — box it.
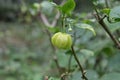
[104,18,120,32]
[101,8,111,15]
[100,72,120,80]
[75,23,96,36]
[86,70,99,80]
[70,70,99,80]
[56,50,69,68]
[87,39,111,53]
[108,53,120,72]
[40,1,54,15]
[80,49,94,59]
[114,18,120,22]
[33,3,40,9]
[109,6,120,22]
[33,74,43,80]
[61,0,76,15]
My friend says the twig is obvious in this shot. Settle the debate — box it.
[71,46,88,80]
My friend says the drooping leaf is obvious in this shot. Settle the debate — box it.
[75,23,96,36]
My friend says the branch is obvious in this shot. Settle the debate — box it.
[71,46,88,80]
[94,12,120,49]
[91,0,120,49]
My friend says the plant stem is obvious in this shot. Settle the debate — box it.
[99,17,120,49]
[61,14,66,32]
[71,46,88,80]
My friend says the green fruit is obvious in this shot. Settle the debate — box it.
[51,32,72,49]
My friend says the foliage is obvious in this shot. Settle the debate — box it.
[0,0,120,80]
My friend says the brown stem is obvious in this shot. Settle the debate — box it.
[71,46,88,80]
[99,19,120,49]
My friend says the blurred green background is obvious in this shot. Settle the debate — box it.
[0,0,120,80]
